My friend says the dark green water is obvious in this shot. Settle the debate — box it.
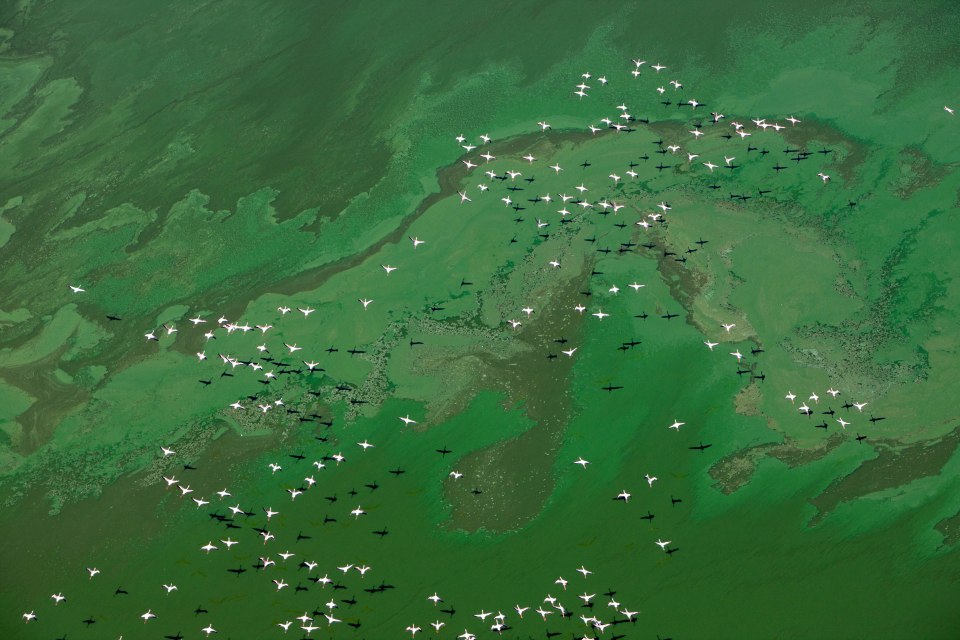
[1,1,959,638]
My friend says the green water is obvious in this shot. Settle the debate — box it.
[1,1,959,638]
